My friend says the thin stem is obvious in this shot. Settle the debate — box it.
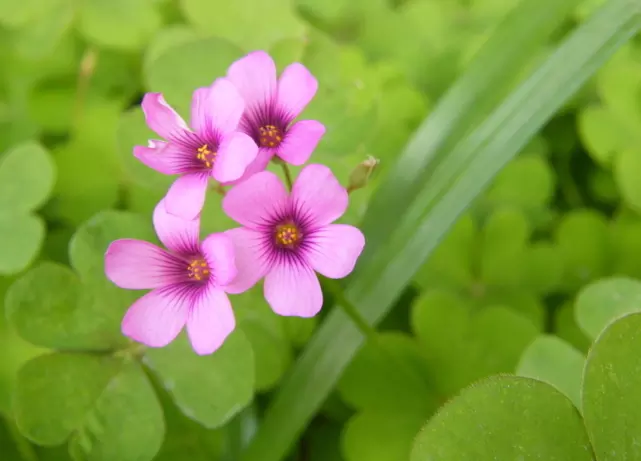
[281,163,294,191]
[322,278,378,341]
[73,47,98,125]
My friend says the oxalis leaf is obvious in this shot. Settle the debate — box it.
[13,353,164,461]
[6,211,155,351]
[582,312,641,461]
[241,1,641,459]
[409,376,593,460]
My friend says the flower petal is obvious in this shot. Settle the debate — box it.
[220,147,273,186]
[164,172,209,221]
[121,284,192,348]
[134,141,191,175]
[105,239,185,289]
[291,164,348,226]
[278,120,325,165]
[191,77,245,136]
[141,93,189,140]
[213,132,258,183]
[227,50,277,109]
[306,224,365,279]
[277,62,318,118]
[225,227,270,294]
[153,199,200,255]
[264,261,323,317]
[186,285,236,355]
[222,170,288,228]
[201,233,237,286]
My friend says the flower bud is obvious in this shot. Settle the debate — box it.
[347,156,379,192]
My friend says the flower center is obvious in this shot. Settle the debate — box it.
[187,258,210,282]
[275,222,301,248]
[258,125,283,148]
[196,144,217,169]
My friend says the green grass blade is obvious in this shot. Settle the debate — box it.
[241,1,641,460]
[360,0,581,253]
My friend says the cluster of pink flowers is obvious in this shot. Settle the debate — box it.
[105,51,366,355]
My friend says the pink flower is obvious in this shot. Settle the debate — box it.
[225,51,326,182]
[136,78,258,220]
[222,164,365,317]
[104,200,237,355]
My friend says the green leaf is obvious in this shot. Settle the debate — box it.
[413,213,476,292]
[583,312,641,460]
[516,335,585,410]
[614,148,641,212]
[6,212,155,350]
[577,105,630,166]
[144,37,244,115]
[555,210,610,291]
[483,153,555,211]
[0,214,45,275]
[342,409,427,461]
[574,276,641,341]
[609,218,641,278]
[14,353,163,461]
[77,0,161,51]
[522,242,565,294]
[480,207,530,287]
[241,1,641,459]
[554,301,591,353]
[410,376,593,461]
[411,289,539,395]
[144,331,254,428]
[0,141,55,213]
[179,0,305,50]
[143,25,199,71]
[337,332,436,412]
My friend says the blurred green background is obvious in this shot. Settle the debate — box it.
[1,0,641,460]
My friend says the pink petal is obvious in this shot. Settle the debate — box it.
[212,132,258,183]
[201,233,237,287]
[306,224,365,279]
[191,78,245,136]
[105,239,185,289]
[277,63,318,118]
[134,141,189,175]
[224,228,270,294]
[278,120,325,165]
[141,93,189,141]
[291,164,348,226]
[153,199,200,255]
[264,261,323,317]
[164,173,209,221]
[121,284,192,348]
[227,51,277,109]
[186,284,236,355]
[220,147,273,186]
[222,170,288,228]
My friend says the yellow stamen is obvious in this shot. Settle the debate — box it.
[259,125,284,148]
[187,258,210,281]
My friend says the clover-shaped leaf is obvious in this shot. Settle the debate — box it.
[144,331,254,429]
[583,312,641,461]
[6,211,155,350]
[0,142,55,275]
[411,289,539,395]
[410,376,593,461]
[13,353,164,461]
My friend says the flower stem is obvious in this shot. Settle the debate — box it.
[73,47,98,125]
[281,163,294,191]
[322,278,378,342]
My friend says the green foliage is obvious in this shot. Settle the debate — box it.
[0,142,55,275]
[144,331,254,429]
[410,376,593,461]
[516,335,585,410]
[2,0,641,459]
[575,277,641,340]
[583,312,641,461]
